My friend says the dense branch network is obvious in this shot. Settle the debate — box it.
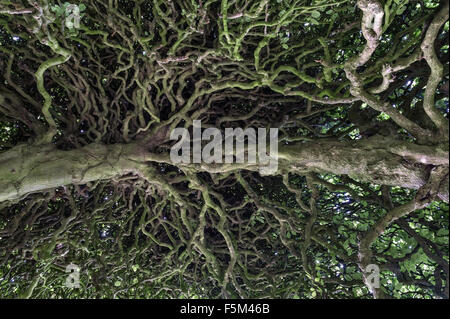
[0,0,448,298]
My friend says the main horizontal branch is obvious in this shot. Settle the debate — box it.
[0,136,448,203]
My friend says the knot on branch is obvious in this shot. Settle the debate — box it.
[415,166,449,206]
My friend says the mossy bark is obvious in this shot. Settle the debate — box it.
[1,136,448,203]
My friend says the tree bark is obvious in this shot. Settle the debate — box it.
[0,136,448,203]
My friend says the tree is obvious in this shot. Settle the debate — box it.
[0,0,448,299]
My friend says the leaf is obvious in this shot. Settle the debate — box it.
[397,6,407,15]
[311,11,321,19]
[437,228,448,236]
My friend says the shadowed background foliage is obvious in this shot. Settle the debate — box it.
[0,0,448,298]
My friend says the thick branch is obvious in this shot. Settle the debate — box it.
[0,136,448,203]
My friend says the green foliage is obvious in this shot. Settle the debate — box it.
[0,0,448,300]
